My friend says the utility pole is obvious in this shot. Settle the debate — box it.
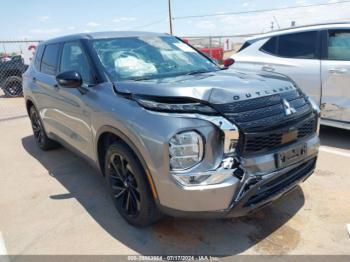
[168,0,173,35]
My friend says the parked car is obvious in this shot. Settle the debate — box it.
[230,22,350,130]
[0,55,28,96]
[23,32,320,226]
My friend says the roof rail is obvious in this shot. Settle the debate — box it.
[268,21,350,33]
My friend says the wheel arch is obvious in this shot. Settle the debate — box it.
[95,125,158,200]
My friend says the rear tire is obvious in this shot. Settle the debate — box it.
[3,76,23,97]
[29,106,59,150]
[104,143,163,227]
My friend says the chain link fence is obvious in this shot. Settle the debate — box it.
[0,40,40,97]
[0,40,40,121]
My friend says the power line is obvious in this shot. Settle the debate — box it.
[173,0,350,20]
[129,18,167,29]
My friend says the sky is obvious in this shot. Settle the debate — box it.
[1,0,350,40]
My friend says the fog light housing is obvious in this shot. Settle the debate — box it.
[169,131,204,171]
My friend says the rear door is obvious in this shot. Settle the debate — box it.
[33,43,61,135]
[320,29,350,123]
[258,31,322,103]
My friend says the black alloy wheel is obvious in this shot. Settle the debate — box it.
[105,143,163,226]
[108,153,141,217]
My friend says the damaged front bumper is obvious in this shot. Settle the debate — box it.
[160,135,319,218]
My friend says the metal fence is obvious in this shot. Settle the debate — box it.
[0,40,40,97]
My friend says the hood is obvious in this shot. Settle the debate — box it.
[114,69,297,104]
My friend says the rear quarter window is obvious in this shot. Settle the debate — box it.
[34,45,44,71]
[260,37,278,55]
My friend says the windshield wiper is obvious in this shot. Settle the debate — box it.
[128,76,156,81]
[185,70,212,75]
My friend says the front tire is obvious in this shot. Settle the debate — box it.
[29,106,58,150]
[105,143,162,227]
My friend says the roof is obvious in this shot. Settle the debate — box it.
[246,22,350,41]
[42,31,169,45]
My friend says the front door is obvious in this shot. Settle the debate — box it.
[53,41,96,159]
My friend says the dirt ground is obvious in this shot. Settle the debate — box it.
[0,96,349,256]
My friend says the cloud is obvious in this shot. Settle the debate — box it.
[67,26,76,30]
[87,22,100,27]
[38,16,50,22]
[112,17,136,23]
[30,28,62,35]
[195,20,216,30]
[242,2,249,7]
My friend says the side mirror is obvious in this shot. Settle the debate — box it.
[223,58,235,68]
[56,71,82,88]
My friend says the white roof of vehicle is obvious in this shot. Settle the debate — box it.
[247,22,350,41]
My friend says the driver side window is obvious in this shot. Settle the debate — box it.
[60,41,94,84]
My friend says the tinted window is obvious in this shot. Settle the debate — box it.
[41,44,60,75]
[237,41,252,52]
[278,31,317,59]
[261,37,277,54]
[34,44,44,70]
[328,30,350,60]
[60,42,94,84]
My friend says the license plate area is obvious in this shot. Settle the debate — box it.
[276,144,307,168]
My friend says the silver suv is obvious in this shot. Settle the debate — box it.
[231,22,350,130]
[23,32,320,226]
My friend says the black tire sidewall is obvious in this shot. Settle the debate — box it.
[29,106,55,150]
[104,143,161,227]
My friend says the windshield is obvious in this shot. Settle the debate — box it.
[92,36,220,81]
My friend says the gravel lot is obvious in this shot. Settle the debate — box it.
[0,96,349,256]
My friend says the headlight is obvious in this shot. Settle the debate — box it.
[135,98,217,114]
[169,131,204,170]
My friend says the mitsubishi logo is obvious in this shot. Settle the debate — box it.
[282,99,296,116]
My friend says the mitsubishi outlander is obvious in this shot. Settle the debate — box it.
[23,32,320,226]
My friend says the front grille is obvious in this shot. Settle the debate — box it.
[211,89,315,155]
[212,89,312,132]
[243,115,316,154]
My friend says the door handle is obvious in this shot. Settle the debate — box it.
[262,64,275,72]
[329,68,347,74]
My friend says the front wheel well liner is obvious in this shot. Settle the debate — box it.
[26,99,34,115]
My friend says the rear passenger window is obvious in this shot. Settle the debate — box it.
[278,32,317,59]
[40,44,60,75]
[260,31,318,59]
[328,30,350,60]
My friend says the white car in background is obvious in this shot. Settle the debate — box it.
[230,22,350,130]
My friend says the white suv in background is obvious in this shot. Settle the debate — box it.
[231,22,350,130]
